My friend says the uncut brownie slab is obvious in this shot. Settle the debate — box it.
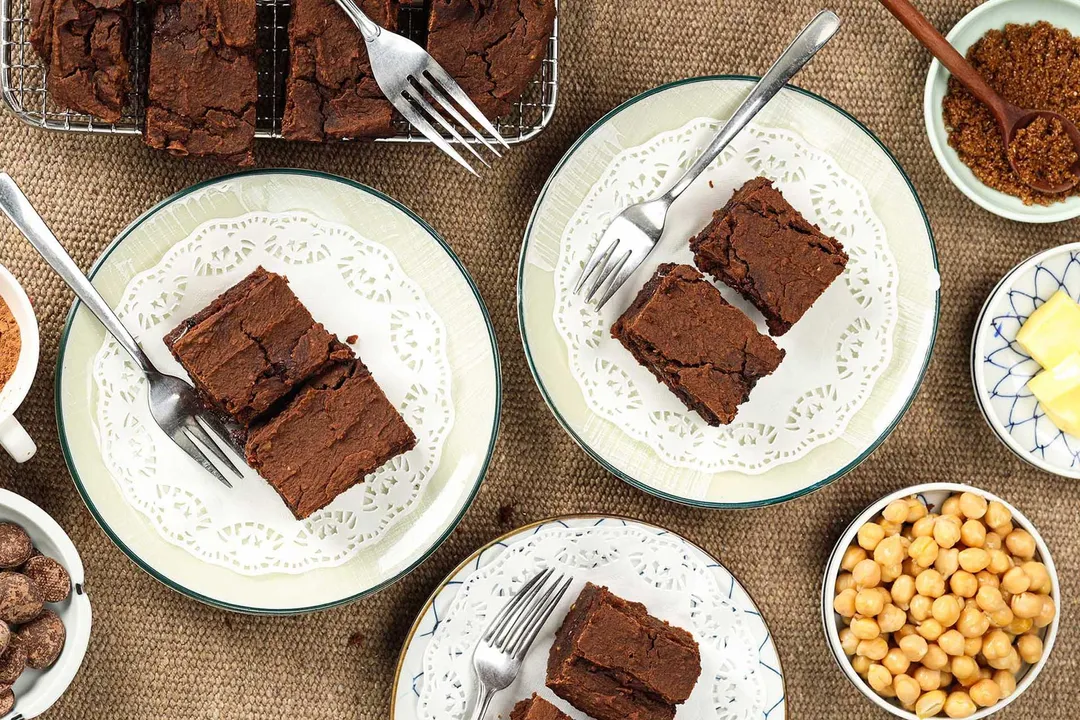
[546,583,701,720]
[163,267,351,427]
[690,176,848,337]
[611,263,785,426]
[146,0,257,164]
[44,0,133,122]
[245,359,417,519]
[510,695,571,720]
[427,0,555,120]
[281,0,397,142]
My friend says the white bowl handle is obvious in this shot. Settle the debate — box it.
[0,416,35,463]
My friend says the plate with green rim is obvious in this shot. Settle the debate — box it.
[517,76,940,509]
[55,169,501,614]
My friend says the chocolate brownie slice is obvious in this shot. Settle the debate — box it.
[29,0,56,59]
[546,583,701,720]
[690,177,849,336]
[245,359,417,519]
[611,263,785,426]
[47,0,132,122]
[146,0,257,164]
[281,0,397,142]
[427,0,555,120]
[163,267,352,427]
[510,695,571,720]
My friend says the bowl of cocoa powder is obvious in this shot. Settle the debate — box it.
[923,0,1080,223]
[0,263,38,463]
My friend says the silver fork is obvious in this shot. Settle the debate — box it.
[469,568,573,720]
[576,10,843,310]
[0,173,244,488]
[333,0,509,176]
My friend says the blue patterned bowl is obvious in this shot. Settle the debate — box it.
[972,243,1080,478]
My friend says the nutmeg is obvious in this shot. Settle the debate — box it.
[21,556,70,603]
[0,623,8,656]
[18,609,64,669]
[0,635,25,686]
[0,525,31,569]
[0,572,42,624]
[0,687,12,716]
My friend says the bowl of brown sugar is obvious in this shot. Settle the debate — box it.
[924,0,1080,223]
[0,263,38,463]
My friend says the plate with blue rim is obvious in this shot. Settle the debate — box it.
[971,241,1080,478]
[391,514,786,720]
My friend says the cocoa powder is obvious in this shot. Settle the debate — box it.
[0,296,18,392]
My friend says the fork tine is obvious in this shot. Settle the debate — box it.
[185,419,244,478]
[585,247,630,303]
[595,249,647,311]
[510,575,573,660]
[414,73,502,158]
[196,411,246,458]
[424,62,510,149]
[171,429,233,488]
[490,568,553,649]
[390,94,478,176]
[403,86,489,167]
[574,235,619,294]
[483,568,552,643]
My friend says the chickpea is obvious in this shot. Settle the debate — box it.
[984,501,1012,531]
[937,628,965,656]
[932,595,961,627]
[994,520,1014,537]
[992,648,1021,674]
[982,629,1011,661]
[944,690,977,718]
[912,514,937,538]
[899,633,929,662]
[883,647,911,676]
[976,570,999,590]
[858,522,886,551]
[857,637,889,661]
[839,627,858,655]
[936,548,960,578]
[834,588,857,617]
[940,670,954,688]
[879,604,907,634]
[895,673,921,707]
[874,535,905,567]
[956,606,989,638]
[968,678,1001,707]
[960,519,986,548]
[851,616,880,640]
[852,559,881,589]
[916,689,947,718]
[941,495,962,517]
[949,570,978,598]
[908,536,939,569]
[1011,591,1043,620]
[868,663,893,693]
[1017,633,1043,664]
[917,618,944,642]
[922,643,949,670]
[955,492,985,519]
[934,516,962,549]
[958,548,991,574]
[909,594,933,622]
[906,498,928,522]
[855,588,885,617]
[912,665,942,691]
[988,550,1013,576]
[984,531,1003,551]
[883,499,909,524]
[988,606,1014,628]
[1021,561,1051,594]
[1006,617,1033,636]
[994,669,1017,698]
[976,585,1006,612]
[892,575,916,609]
[841,545,868,572]
[916,569,946,598]
[951,654,980,681]
[880,563,903,584]
[1035,595,1056,629]
[896,623,917,640]
[963,635,983,657]
[1005,529,1036,559]
[852,654,872,675]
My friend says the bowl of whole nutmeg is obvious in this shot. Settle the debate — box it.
[822,483,1058,719]
[0,489,90,719]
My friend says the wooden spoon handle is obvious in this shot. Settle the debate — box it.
[879,0,1008,118]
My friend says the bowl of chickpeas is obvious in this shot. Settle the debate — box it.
[821,483,1059,719]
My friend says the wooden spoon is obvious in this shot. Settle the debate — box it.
[881,0,1080,194]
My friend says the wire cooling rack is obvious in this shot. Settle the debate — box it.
[0,0,558,144]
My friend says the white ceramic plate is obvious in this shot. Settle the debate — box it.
[518,76,940,508]
[0,489,91,720]
[971,242,1080,478]
[391,515,786,720]
[923,0,1080,223]
[55,170,501,614]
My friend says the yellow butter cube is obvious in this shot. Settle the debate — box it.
[1029,351,1080,438]
[1016,290,1080,369]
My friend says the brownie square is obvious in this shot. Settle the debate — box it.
[163,267,351,427]
[245,359,417,519]
[546,583,701,720]
[146,0,257,164]
[690,177,849,336]
[611,263,785,426]
[47,0,133,122]
[281,0,397,142]
[426,0,555,120]
[510,695,571,720]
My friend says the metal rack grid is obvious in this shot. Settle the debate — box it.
[0,0,558,144]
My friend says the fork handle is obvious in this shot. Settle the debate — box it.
[332,0,382,41]
[664,10,842,201]
[0,173,156,374]
[466,686,495,720]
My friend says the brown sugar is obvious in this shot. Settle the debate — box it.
[0,296,19,392]
[942,21,1080,205]
[1009,116,1079,189]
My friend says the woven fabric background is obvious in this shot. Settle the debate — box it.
[0,0,1077,717]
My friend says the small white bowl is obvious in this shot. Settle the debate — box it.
[0,489,91,719]
[821,482,1060,720]
[923,0,1080,223]
[971,243,1080,479]
[0,263,38,463]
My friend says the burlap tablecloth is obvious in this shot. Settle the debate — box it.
[0,0,1077,717]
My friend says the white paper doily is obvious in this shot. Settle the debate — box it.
[414,520,776,720]
[553,119,899,474]
[90,210,453,575]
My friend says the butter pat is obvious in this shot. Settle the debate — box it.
[1016,290,1080,369]
[1029,351,1080,438]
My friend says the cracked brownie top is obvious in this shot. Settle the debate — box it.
[611,263,785,426]
[690,177,849,337]
[47,0,133,123]
[427,0,556,120]
[163,267,352,427]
